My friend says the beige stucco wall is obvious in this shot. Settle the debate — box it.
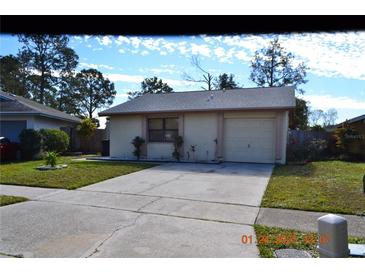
[147,143,174,160]
[183,113,218,162]
[109,115,142,158]
[280,111,289,164]
[33,116,76,130]
[108,110,290,163]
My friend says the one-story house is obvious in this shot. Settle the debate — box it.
[99,86,296,164]
[336,114,365,135]
[0,90,81,142]
[334,114,365,158]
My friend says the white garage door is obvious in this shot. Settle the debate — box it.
[223,118,275,163]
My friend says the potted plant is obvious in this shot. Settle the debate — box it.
[131,136,145,160]
[172,136,184,161]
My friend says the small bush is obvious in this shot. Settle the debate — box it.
[286,143,310,163]
[77,118,97,138]
[172,136,184,161]
[40,129,69,154]
[334,127,365,161]
[131,136,145,160]
[44,151,58,167]
[307,139,328,161]
[19,129,42,160]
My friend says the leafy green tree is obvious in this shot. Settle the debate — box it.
[74,69,116,118]
[291,98,309,130]
[55,46,80,114]
[77,118,97,138]
[17,35,79,106]
[249,38,309,129]
[250,37,308,93]
[214,73,239,90]
[57,72,80,115]
[0,54,29,97]
[128,76,173,100]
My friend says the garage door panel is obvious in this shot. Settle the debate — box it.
[0,120,27,142]
[223,118,275,163]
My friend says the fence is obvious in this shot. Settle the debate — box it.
[288,130,332,144]
[61,127,106,154]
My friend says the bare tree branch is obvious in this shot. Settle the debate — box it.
[183,55,214,90]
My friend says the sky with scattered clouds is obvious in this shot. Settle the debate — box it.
[1,32,364,128]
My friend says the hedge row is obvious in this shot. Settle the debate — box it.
[19,128,69,160]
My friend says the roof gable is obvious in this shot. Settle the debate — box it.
[0,91,81,123]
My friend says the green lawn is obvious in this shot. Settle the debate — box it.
[261,161,365,216]
[254,225,365,258]
[0,157,155,190]
[0,195,28,206]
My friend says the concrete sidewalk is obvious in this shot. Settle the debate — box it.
[0,163,273,258]
[256,207,365,238]
[0,184,63,200]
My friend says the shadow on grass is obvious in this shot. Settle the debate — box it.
[273,162,317,178]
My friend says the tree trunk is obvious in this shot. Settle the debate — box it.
[40,69,45,104]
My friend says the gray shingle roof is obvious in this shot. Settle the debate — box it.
[0,91,81,123]
[99,86,296,116]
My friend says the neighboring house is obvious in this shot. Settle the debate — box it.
[0,90,81,142]
[99,86,295,164]
[334,114,365,158]
[336,114,365,136]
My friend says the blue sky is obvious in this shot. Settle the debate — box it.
[1,33,364,128]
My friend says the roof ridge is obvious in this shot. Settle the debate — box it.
[145,86,293,95]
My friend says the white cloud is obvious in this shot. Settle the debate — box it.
[214,47,225,58]
[80,62,114,70]
[190,43,211,57]
[86,33,365,81]
[106,73,194,88]
[162,41,175,53]
[115,36,130,45]
[301,94,365,110]
[115,93,130,99]
[106,73,144,83]
[142,38,162,51]
[235,50,251,62]
[177,43,189,55]
[218,47,236,63]
[130,37,142,48]
[96,36,113,46]
[141,50,149,56]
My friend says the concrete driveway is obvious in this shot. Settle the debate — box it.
[0,162,273,258]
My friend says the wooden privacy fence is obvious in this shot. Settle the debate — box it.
[61,127,107,154]
[288,130,332,144]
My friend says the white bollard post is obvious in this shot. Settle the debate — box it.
[317,214,350,258]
